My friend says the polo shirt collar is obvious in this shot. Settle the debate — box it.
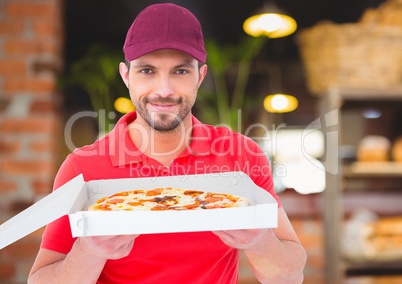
[185,116,212,157]
[109,112,212,167]
[109,111,143,167]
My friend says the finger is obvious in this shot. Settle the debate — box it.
[213,230,248,240]
[108,235,137,259]
[117,238,135,255]
[115,234,140,242]
[212,231,237,244]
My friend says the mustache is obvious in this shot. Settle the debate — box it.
[144,97,182,105]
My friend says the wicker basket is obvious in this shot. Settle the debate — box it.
[297,22,402,95]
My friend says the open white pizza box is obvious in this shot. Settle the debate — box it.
[0,171,278,250]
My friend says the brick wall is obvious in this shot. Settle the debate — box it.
[0,0,63,283]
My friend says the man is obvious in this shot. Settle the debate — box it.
[28,3,306,283]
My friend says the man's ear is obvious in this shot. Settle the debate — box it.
[198,64,208,87]
[119,62,129,88]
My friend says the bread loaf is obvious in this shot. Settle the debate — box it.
[391,136,402,162]
[357,135,391,162]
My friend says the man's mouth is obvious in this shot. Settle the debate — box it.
[147,98,181,111]
[149,103,176,111]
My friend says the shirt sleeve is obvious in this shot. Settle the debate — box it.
[40,155,81,254]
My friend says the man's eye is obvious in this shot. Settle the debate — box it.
[175,69,189,75]
[140,69,153,74]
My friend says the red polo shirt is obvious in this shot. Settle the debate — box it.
[41,111,280,284]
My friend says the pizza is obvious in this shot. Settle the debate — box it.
[88,187,249,211]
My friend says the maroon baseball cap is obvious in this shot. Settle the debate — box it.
[123,3,207,63]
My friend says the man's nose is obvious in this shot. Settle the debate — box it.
[155,74,174,98]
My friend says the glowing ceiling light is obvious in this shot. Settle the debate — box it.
[259,14,283,32]
[363,108,382,119]
[114,97,135,114]
[264,94,298,113]
[243,2,297,38]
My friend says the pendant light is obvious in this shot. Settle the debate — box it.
[264,64,298,113]
[243,1,297,38]
[264,94,298,113]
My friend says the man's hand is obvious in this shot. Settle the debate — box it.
[212,208,306,283]
[77,234,139,260]
[28,234,141,284]
[212,228,274,254]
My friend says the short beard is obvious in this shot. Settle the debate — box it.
[148,112,185,132]
[134,96,191,133]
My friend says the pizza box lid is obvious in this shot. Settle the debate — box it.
[0,174,86,250]
[0,171,278,250]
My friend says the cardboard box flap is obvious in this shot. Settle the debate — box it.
[0,174,86,250]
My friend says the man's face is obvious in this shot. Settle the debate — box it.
[120,49,207,132]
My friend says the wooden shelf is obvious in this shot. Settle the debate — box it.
[344,257,402,270]
[319,87,402,284]
[344,162,402,178]
[328,86,402,102]
[345,276,402,284]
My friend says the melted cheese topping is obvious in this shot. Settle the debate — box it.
[89,187,249,211]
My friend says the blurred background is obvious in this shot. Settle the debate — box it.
[1,0,402,283]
